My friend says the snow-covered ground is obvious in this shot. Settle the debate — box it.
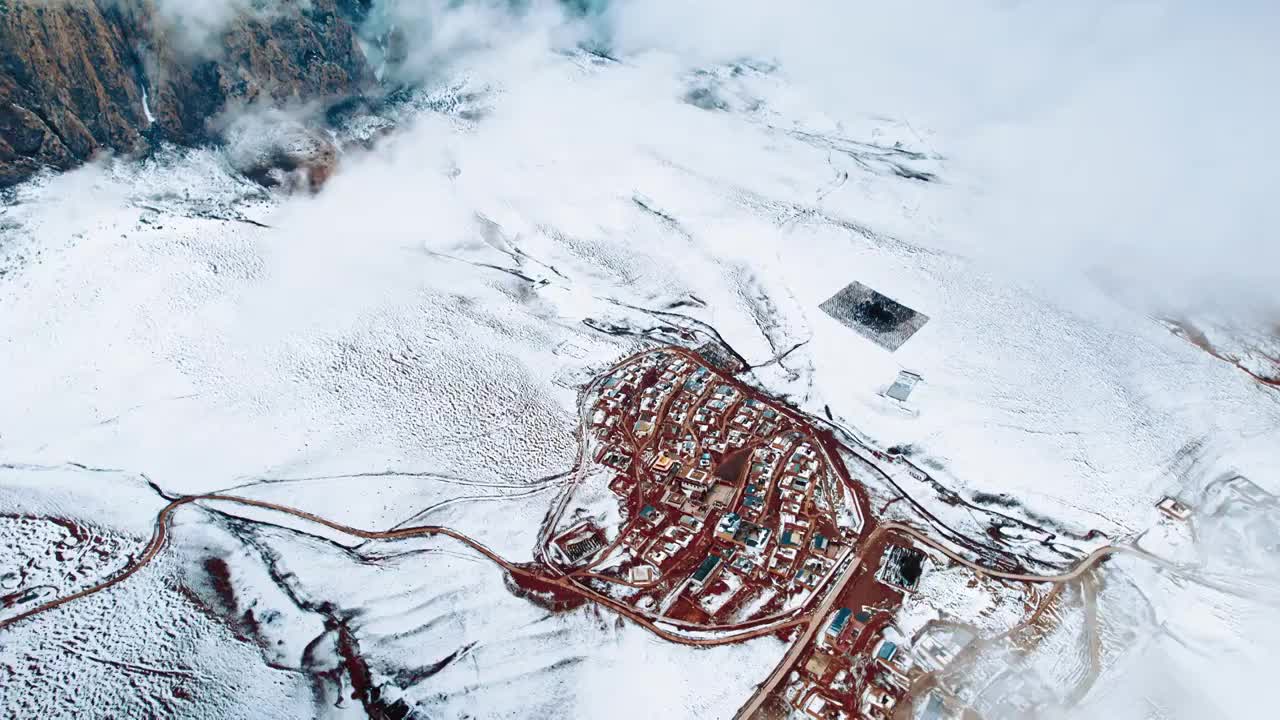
[892,554,1036,641]
[1,25,1277,719]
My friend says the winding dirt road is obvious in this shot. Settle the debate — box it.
[0,491,1126,720]
[1,344,1132,720]
[0,492,809,644]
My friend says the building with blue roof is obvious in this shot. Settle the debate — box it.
[827,607,852,636]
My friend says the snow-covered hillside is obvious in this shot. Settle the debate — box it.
[1,15,1277,719]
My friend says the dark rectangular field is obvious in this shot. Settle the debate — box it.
[819,282,928,351]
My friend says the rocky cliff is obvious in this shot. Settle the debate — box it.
[0,0,375,187]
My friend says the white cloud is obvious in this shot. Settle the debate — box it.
[150,0,270,55]
[365,0,581,83]
[601,0,1280,316]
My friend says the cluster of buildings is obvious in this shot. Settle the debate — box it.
[578,350,860,625]
[784,602,914,720]
[909,623,1048,720]
[771,534,948,720]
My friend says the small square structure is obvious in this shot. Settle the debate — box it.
[820,281,929,351]
[804,652,834,681]
[553,523,606,564]
[877,544,926,592]
[652,453,676,474]
[1157,496,1192,520]
[705,482,735,509]
[628,564,659,583]
[885,371,923,402]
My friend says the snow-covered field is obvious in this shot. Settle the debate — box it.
[1,14,1277,718]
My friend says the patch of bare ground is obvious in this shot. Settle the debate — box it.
[1164,318,1280,388]
[506,569,589,613]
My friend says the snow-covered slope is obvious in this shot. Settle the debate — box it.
[1,40,1276,719]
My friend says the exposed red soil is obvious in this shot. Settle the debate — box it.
[1166,318,1280,388]
[506,568,589,613]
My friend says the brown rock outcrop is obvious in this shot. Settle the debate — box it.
[0,0,375,188]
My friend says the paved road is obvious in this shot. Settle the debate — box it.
[733,521,1124,719]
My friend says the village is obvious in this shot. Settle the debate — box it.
[545,347,1127,720]
[759,534,930,720]
[547,348,867,629]
[542,347,944,719]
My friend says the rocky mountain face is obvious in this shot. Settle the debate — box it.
[0,0,375,188]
